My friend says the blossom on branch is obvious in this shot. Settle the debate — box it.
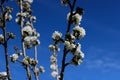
[73,26,86,39]
[52,31,62,41]
[51,71,58,78]
[0,34,4,44]
[0,72,7,78]
[39,66,45,73]
[10,54,19,62]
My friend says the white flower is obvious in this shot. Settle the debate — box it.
[23,58,29,66]
[16,12,27,17]
[74,13,82,26]
[49,45,55,51]
[18,51,23,56]
[31,36,37,42]
[24,0,33,4]
[64,41,70,48]
[67,12,82,26]
[5,14,12,21]
[70,34,75,42]
[15,17,22,24]
[70,43,76,50]
[80,51,84,58]
[50,54,57,63]
[52,31,62,40]
[39,66,45,73]
[51,71,58,78]
[64,41,75,50]
[67,12,70,21]
[30,16,36,22]
[0,72,7,77]
[10,54,19,62]
[74,43,81,55]
[50,64,57,71]
[73,26,86,39]
[22,25,33,35]
[32,29,40,37]
[78,59,83,65]
[36,33,40,37]
[36,39,40,45]
[24,36,31,42]
[0,34,4,42]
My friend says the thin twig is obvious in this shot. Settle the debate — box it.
[19,0,31,80]
[60,0,77,80]
[34,46,39,80]
[1,3,12,80]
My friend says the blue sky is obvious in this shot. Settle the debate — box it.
[0,0,120,80]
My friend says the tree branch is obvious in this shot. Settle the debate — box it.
[19,0,32,80]
[1,3,12,80]
[60,0,77,80]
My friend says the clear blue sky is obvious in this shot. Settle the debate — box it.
[0,0,120,80]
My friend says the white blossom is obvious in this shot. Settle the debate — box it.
[52,31,62,40]
[39,66,45,73]
[10,54,19,62]
[15,17,22,24]
[78,59,83,65]
[24,0,33,4]
[73,26,86,39]
[5,14,12,21]
[36,33,40,37]
[49,45,55,51]
[64,41,75,50]
[74,13,82,26]
[30,16,36,22]
[33,29,40,37]
[19,51,23,56]
[16,12,27,17]
[50,64,57,71]
[51,71,58,78]
[36,39,40,45]
[22,25,33,35]
[64,41,70,48]
[0,72,7,77]
[67,12,82,26]
[23,58,29,66]
[0,34,4,42]
[80,51,84,58]
[74,43,81,55]
[31,36,37,42]
[50,54,57,63]
[24,36,31,42]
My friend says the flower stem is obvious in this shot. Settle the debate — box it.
[60,0,77,80]
[1,3,12,80]
[60,48,67,80]
[19,0,31,80]
[34,46,39,80]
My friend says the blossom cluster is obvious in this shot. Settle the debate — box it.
[10,50,22,62]
[0,6,13,27]
[10,0,44,79]
[16,0,40,49]
[49,0,86,79]
[0,72,7,79]
[50,53,59,78]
